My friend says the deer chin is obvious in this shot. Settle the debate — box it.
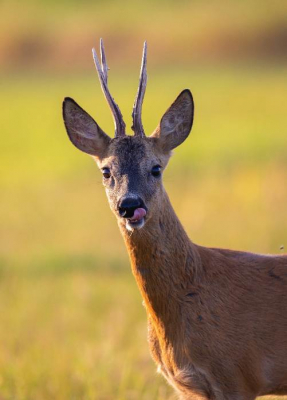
[126,218,146,231]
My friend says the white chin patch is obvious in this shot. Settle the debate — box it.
[126,218,145,231]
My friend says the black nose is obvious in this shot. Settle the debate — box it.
[118,197,144,218]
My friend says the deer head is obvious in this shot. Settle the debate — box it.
[62,40,194,231]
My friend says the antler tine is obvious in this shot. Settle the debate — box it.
[132,41,147,137]
[100,38,108,85]
[92,39,126,138]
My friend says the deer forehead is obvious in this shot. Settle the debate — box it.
[99,136,168,172]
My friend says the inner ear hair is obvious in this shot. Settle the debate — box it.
[151,89,194,152]
[63,97,111,158]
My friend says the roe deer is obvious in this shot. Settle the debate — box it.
[62,40,287,400]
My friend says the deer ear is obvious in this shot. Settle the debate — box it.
[150,89,194,152]
[62,97,111,158]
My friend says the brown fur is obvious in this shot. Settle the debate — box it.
[63,87,287,400]
[119,192,287,400]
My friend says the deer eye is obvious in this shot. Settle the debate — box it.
[102,168,111,179]
[151,165,162,177]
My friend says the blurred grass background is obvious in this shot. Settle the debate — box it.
[0,0,287,399]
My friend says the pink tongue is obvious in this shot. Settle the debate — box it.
[129,208,146,222]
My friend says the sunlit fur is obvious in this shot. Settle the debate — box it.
[99,140,287,399]
[63,90,287,400]
[101,141,287,399]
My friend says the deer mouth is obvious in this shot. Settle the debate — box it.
[126,208,147,230]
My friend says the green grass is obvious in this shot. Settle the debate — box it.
[0,264,174,400]
[1,65,287,399]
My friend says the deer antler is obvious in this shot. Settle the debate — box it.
[92,39,126,138]
[132,42,147,137]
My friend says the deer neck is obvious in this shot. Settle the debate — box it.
[118,188,201,336]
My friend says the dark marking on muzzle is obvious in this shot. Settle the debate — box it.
[118,197,146,218]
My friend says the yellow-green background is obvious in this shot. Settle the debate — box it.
[1,1,287,399]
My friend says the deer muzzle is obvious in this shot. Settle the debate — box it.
[118,197,147,229]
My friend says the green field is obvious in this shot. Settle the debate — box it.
[1,65,287,399]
